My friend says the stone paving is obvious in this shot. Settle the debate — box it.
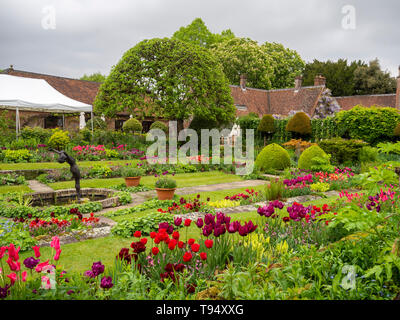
[27,180,55,193]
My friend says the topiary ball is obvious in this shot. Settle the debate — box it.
[298,145,329,170]
[122,118,142,133]
[286,112,311,135]
[150,121,168,133]
[255,143,291,171]
[257,114,275,133]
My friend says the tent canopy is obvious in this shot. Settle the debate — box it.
[0,74,92,113]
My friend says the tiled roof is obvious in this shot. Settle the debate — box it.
[1,68,101,105]
[335,94,396,110]
[231,85,324,117]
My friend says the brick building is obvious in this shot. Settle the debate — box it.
[1,66,400,131]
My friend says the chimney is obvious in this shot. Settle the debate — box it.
[314,74,326,87]
[294,75,303,91]
[9,64,13,70]
[396,66,400,109]
[240,74,247,90]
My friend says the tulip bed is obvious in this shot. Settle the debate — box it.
[1,164,400,300]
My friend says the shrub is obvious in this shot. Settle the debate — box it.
[155,178,177,189]
[318,137,368,165]
[393,122,400,137]
[285,112,312,137]
[2,149,33,163]
[150,121,168,133]
[236,114,260,131]
[336,105,400,145]
[88,164,112,178]
[48,129,70,151]
[20,126,52,143]
[298,145,329,170]
[359,146,379,163]
[86,116,107,130]
[122,118,143,133]
[310,154,335,173]
[257,114,275,133]
[255,143,291,171]
[9,138,39,150]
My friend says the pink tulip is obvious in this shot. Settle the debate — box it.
[32,245,41,258]
[50,236,60,251]
[22,271,27,282]
[36,260,50,272]
[7,273,17,285]
[54,249,62,261]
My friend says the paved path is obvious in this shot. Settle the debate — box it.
[27,180,55,193]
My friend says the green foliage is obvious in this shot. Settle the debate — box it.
[211,37,274,90]
[94,38,235,127]
[261,42,305,89]
[111,212,175,237]
[114,191,132,205]
[318,137,368,165]
[255,143,291,171]
[310,154,335,173]
[310,117,339,142]
[9,138,39,150]
[353,165,398,192]
[353,59,397,95]
[0,173,26,185]
[310,182,330,192]
[155,178,177,189]
[48,129,70,151]
[80,72,106,82]
[122,118,142,133]
[336,105,400,145]
[264,179,284,200]
[298,145,329,170]
[359,146,379,163]
[88,164,113,178]
[121,166,144,177]
[286,112,312,136]
[149,121,168,133]
[376,142,400,155]
[172,18,234,48]
[257,114,275,133]
[302,59,365,96]
[236,114,260,131]
[2,149,33,162]
[20,126,52,143]
[86,116,107,130]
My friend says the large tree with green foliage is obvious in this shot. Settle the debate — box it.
[261,42,305,89]
[80,72,106,82]
[353,59,397,95]
[303,59,365,96]
[172,18,235,48]
[94,38,236,131]
[211,37,275,90]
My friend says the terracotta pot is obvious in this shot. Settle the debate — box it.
[155,188,176,200]
[124,176,141,187]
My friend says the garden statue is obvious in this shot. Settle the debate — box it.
[50,149,81,202]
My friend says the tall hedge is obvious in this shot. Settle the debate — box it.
[336,105,400,145]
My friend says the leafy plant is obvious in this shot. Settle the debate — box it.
[121,166,144,178]
[155,178,177,189]
[122,118,143,133]
[48,129,70,151]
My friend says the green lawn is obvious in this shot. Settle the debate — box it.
[0,159,140,171]
[0,184,32,194]
[48,171,243,190]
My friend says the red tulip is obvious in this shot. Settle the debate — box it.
[152,247,159,255]
[184,219,191,227]
[204,239,213,249]
[149,232,157,239]
[183,251,192,262]
[178,241,185,249]
[188,238,195,245]
[200,252,207,261]
[140,238,148,245]
[133,231,141,238]
[191,243,200,253]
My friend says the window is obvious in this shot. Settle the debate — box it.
[115,119,126,131]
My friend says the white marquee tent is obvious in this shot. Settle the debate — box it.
[0,74,93,135]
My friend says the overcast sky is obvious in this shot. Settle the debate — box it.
[1,0,399,80]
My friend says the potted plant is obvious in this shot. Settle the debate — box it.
[122,166,144,187]
[155,177,177,200]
